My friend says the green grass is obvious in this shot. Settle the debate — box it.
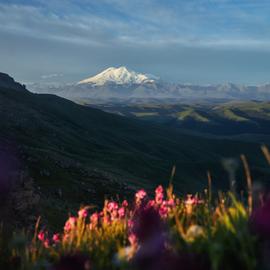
[221,108,249,122]
[96,101,270,136]
[175,109,210,122]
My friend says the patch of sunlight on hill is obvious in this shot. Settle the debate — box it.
[238,103,270,117]
[132,112,159,117]
[214,102,270,120]
[222,109,249,122]
[175,109,210,122]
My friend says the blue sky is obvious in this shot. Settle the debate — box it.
[0,0,270,84]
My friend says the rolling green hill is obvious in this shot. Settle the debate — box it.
[92,101,270,136]
[1,81,270,228]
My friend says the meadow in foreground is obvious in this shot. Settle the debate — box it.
[1,153,270,270]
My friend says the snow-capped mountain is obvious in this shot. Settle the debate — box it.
[78,66,158,86]
[27,67,270,102]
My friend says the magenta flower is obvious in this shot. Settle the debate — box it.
[167,198,175,206]
[107,201,119,212]
[78,208,88,218]
[147,199,156,208]
[43,239,50,249]
[155,185,164,204]
[64,217,77,232]
[159,204,168,218]
[135,189,147,203]
[118,207,125,218]
[185,195,203,206]
[156,194,164,204]
[90,212,99,224]
[38,231,45,242]
[52,233,60,243]
[128,219,134,229]
[111,210,119,221]
[38,231,50,248]
[155,185,163,194]
[122,200,128,208]
[185,194,195,205]
[128,233,137,246]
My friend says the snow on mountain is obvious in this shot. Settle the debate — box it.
[78,66,158,86]
[26,66,270,101]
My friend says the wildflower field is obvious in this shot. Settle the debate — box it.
[1,152,270,270]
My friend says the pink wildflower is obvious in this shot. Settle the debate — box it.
[111,210,118,221]
[52,233,60,243]
[135,189,147,203]
[43,239,50,248]
[128,233,137,246]
[167,198,175,207]
[128,219,134,229]
[155,187,164,204]
[122,200,128,208]
[38,231,45,242]
[159,204,168,218]
[107,201,119,212]
[155,185,164,204]
[147,199,156,208]
[90,212,99,224]
[118,207,125,218]
[155,185,163,194]
[78,208,88,218]
[64,217,77,232]
[185,194,195,205]
[185,195,203,205]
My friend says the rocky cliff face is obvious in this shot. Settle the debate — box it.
[0,72,26,91]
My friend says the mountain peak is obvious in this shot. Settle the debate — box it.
[78,66,158,86]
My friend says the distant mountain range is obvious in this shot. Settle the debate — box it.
[27,66,270,101]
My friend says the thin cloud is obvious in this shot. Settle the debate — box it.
[1,1,270,49]
[41,73,63,79]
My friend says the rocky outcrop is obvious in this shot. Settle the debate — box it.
[0,72,27,91]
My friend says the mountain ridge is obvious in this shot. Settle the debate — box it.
[27,67,270,101]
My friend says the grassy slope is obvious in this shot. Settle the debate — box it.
[0,88,269,227]
[96,101,270,136]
